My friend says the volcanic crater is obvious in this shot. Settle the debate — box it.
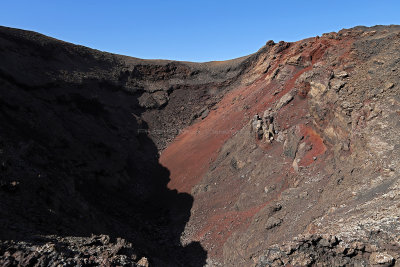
[0,25,400,266]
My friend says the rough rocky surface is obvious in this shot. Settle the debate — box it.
[160,25,400,266]
[0,235,148,267]
[1,25,400,266]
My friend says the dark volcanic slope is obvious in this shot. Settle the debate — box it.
[1,25,400,267]
[0,26,258,150]
[0,26,254,266]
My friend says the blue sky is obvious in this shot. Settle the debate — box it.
[1,1,399,62]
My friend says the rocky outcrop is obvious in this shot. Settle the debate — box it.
[251,110,277,143]
[257,234,399,267]
[0,235,147,267]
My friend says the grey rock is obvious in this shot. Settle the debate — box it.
[283,126,302,159]
[334,71,348,78]
[201,108,210,119]
[265,217,282,230]
[275,92,294,110]
[369,252,394,266]
[138,91,169,109]
[330,78,347,92]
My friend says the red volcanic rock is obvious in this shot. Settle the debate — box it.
[161,25,400,266]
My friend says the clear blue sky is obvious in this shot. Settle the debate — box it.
[1,0,399,62]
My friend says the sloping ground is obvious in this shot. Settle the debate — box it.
[0,26,255,266]
[0,25,400,267]
[160,26,400,266]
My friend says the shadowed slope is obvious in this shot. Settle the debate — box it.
[0,26,220,266]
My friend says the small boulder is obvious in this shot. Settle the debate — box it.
[251,115,264,140]
[138,91,169,109]
[201,108,209,119]
[286,55,302,66]
[137,257,149,267]
[384,82,395,91]
[152,91,169,107]
[275,92,294,110]
[369,252,394,266]
[334,71,348,78]
[266,40,275,46]
[265,217,282,230]
[283,126,302,159]
[330,78,346,92]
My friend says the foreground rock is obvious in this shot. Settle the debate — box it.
[0,235,147,267]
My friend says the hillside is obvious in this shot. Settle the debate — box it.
[0,25,400,266]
